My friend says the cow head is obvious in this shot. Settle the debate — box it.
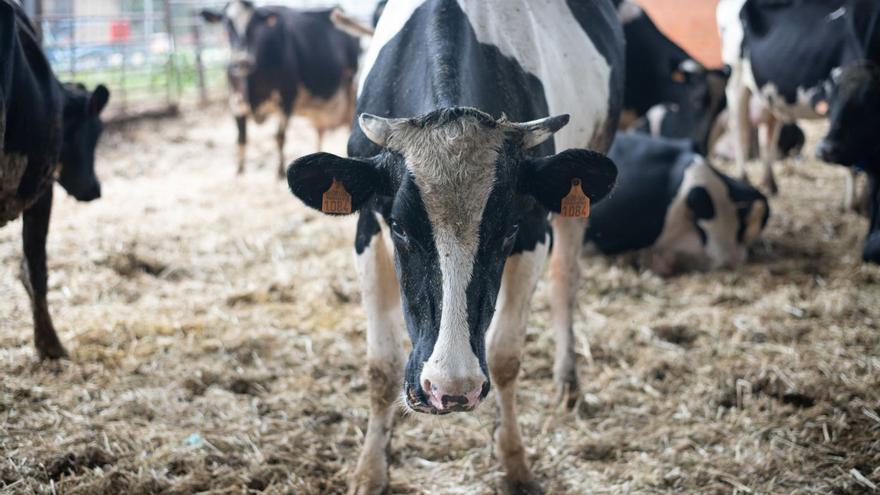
[288,108,617,414]
[661,160,769,274]
[200,1,279,78]
[58,83,110,202]
[816,62,880,167]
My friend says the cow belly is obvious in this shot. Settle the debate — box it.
[294,84,355,132]
[0,152,29,226]
[743,59,823,122]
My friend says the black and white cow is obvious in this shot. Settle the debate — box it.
[816,62,880,263]
[1,0,110,359]
[200,1,363,178]
[614,0,729,131]
[586,133,769,276]
[286,0,624,492]
[719,0,880,195]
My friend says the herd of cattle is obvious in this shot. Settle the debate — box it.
[2,0,879,492]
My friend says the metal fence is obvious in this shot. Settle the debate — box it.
[20,0,377,121]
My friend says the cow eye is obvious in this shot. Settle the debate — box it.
[503,223,520,250]
[389,219,409,246]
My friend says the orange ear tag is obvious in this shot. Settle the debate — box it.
[560,178,590,218]
[322,179,352,214]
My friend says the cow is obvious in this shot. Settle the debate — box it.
[816,61,880,263]
[614,0,729,130]
[285,1,624,492]
[585,133,769,276]
[1,0,110,359]
[718,0,880,196]
[200,1,363,178]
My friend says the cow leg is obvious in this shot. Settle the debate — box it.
[844,168,858,212]
[727,64,752,183]
[316,128,325,153]
[351,213,405,495]
[19,188,66,360]
[758,117,782,195]
[488,238,549,495]
[549,216,587,409]
[276,114,289,180]
[235,115,247,175]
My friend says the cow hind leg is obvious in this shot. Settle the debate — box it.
[488,238,549,495]
[351,213,405,495]
[20,189,66,359]
[549,216,588,410]
[727,64,752,183]
[758,118,782,195]
[276,115,289,180]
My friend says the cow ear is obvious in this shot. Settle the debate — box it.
[200,9,223,23]
[287,152,385,215]
[686,186,716,220]
[520,149,617,213]
[88,84,110,116]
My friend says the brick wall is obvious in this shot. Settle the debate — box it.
[638,0,723,68]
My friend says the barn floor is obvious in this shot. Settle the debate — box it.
[1,106,879,495]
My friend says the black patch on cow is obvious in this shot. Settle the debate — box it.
[686,186,716,220]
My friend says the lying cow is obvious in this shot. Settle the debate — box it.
[614,0,728,132]
[586,133,769,276]
[1,0,110,359]
[201,1,364,178]
[719,0,880,195]
[286,0,624,492]
[816,62,880,263]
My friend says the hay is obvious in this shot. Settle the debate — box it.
[1,106,878,494]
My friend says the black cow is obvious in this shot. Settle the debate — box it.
[614,0,729,129]
[200,1,362,178]
[719,0,880,195]
[586,133,769,276]
[286,0,624,492]
[817,62,880,263]
[1,0,110,359]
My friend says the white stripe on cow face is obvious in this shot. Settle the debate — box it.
[226,1,253,41]
[385,114,506,389]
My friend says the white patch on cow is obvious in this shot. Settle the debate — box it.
[457,0,611,150]
[717,0,747,66]
[384,115,504,390]
[294,82,356,133]
[229,92,249,117]
[645,104,672,137]
[226,0,253,39]
[0,151,29,227]
[617,0,643,24]
[360,0,612,151]
[828,7,846,21]
[679,59,702,74]
[652,157,747,274]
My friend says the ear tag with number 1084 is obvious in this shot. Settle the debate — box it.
[322,178,352,214]
[560,178,590,218]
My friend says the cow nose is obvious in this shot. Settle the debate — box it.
[816,139,840,163]
[421,377,487,412]
[78,183,101,202]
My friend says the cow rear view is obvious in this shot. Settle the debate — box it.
[201,1,366,178]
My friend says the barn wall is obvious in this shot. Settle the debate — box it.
[638,0,723,68]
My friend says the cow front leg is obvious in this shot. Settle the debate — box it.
[351,213,405,495]
[549,216,588,409]
[19,188,66,359]
[276,115,289,180]
[488,238,549,495]
[758,118,782,195]
[236,115,247,175]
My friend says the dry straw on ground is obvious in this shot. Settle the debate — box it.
[1,107,878,494]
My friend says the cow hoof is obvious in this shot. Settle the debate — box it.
[554,374,580,411]
[36,339,68,360]
[763,179,779,196]
[500,477,544,495]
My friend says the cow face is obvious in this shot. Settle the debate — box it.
[817,62,880,167]
[659,161,768,274]
[288,108,617,414]
[58,83,109,202]
[200,1,278,78]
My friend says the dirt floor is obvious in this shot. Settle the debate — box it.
[1,106,879,494]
